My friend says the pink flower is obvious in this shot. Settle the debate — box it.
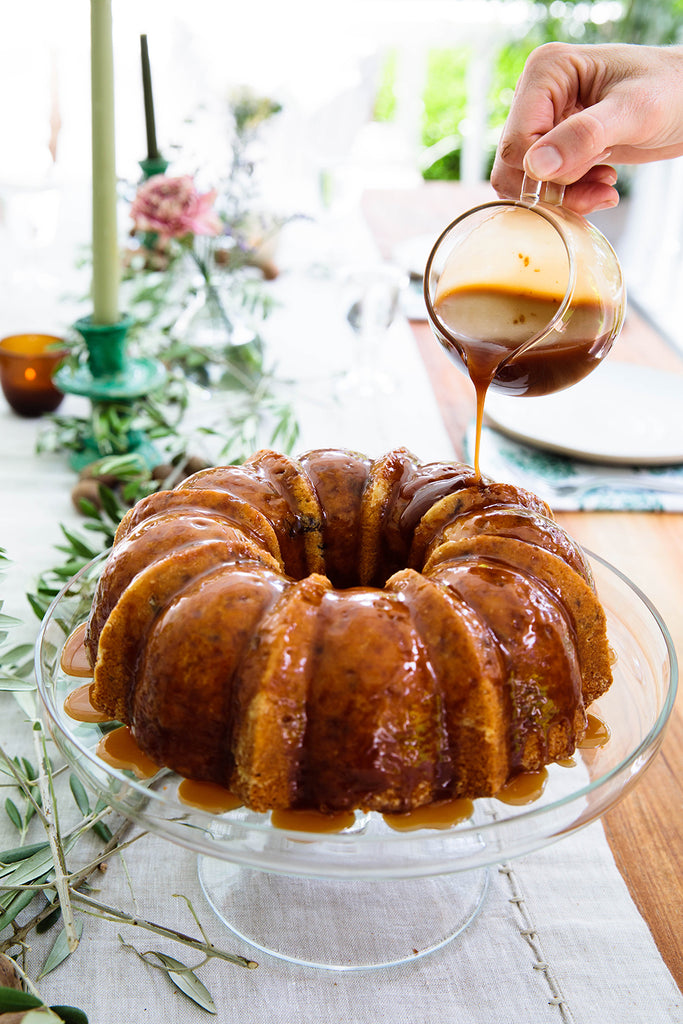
[131,174,222,241]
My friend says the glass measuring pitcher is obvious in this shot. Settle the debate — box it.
[424,176,626,400]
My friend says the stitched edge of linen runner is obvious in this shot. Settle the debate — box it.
[498,862,577,1024]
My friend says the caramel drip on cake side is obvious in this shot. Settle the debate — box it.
[61,622,92,678]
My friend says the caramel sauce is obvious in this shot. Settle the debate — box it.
[96,726,160,779]
[60,622,92,678]
[177,779,243,814]
[63,682,111,724]
[382,797,474,832]
[495,767,548,805]
[270,808,357,834]
[433,285,614,477]
[579,712,611,749]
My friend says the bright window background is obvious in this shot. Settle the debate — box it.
[5,0,683,347]
[0,1,534,195]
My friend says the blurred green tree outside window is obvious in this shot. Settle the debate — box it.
[375,0,683,181]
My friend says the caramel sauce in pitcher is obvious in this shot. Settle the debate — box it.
[433,283,615,476]
[429,200,623,477]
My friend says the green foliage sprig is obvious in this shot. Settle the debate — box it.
[0,741,256,1016]
[0,87,294,1015]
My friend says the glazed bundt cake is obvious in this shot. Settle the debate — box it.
[84,447,613,813]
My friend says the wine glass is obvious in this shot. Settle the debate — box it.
[338,263,409,398]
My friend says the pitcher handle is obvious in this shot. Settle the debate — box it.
[520,173,565,207]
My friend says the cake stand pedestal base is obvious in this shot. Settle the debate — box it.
[197,857,490,971]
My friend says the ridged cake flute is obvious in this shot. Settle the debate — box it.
[83,447,613,814]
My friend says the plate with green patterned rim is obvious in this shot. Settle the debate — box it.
[484,361,683,466]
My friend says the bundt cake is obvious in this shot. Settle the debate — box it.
[83,447,613,814]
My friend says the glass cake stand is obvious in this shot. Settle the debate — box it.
[35,552,677,971]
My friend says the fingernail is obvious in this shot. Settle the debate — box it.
[594,197,620,211]
[526,145,562,179]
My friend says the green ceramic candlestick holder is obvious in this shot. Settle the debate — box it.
[139,155,169,179]
[54,314,166,470]
[138,156,170,251]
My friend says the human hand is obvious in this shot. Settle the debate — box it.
[491,42,683,214]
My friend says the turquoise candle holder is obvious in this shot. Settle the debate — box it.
[139,155,169,180]
[54,314,166,470]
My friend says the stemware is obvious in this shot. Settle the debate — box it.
[338,263,409,398]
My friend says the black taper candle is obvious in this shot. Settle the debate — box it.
[140,34,159,161]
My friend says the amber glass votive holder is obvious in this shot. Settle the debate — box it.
[0,334,67,417]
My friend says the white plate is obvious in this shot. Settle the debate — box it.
[484,361,683,465]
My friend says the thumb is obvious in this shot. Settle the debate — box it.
[524,102,618,183]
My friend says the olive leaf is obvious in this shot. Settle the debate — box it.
[36,906,62,934]
[19,1008,63,1023]
[91,799,113,844]
[37,919,84,979]
[0,993,88,1024]
[55,527,99,562]
[146,952,217,1014]
[0,835,77,887]
[68,777,90,818]
[4,798,23,831]
[0,987,45,1012]
[48,1007,90,1024]
[0,676,37,690]
[0,888,36,932]
[1,643,33,661]
[0,840,50,865]
[68,776,113,844]
[117,937,216,1014]
[0,643,36,691]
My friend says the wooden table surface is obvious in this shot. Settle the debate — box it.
[364,182,683,990]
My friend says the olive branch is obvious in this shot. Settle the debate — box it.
[0,543,257,1019]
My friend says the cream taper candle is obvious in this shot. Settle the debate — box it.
[90,0,120,326]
